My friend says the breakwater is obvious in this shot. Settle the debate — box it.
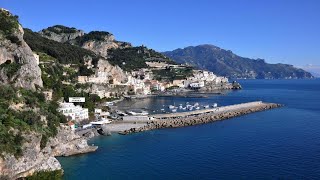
[119,102,282,135]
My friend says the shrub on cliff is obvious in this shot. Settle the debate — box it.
[0,9,19,38]
[26,170,63,180]
[73,31,112,46]
[0,85,66,156]
[23,28,98,66]
[152,67,193,82]
[46,25,78,34]
[0,61,22,79]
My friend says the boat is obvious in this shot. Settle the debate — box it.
[204,105,210,109]
[179,104,183,109]
[171,108,177,112]
[160,108,165,111]
[195,106,200,110]
[168,105,175,109]
[188,106,193,111]
[194,102,199,106]
[182,107,187,110]
[212,103,218,108]
[126,110,149,116]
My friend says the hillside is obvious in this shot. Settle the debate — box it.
[163,44,313,79]
[0,9,98,179]
[38,26,175,72]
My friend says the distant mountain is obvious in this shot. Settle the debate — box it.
[163,44,313,79]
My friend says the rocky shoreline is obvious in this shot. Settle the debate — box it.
[0,125,98,179]
[119,103,282,135]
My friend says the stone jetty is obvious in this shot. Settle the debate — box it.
[119,102,282,135]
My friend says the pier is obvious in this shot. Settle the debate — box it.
[120,101,282,135]
[151,101,265,119]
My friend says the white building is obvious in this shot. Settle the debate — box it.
[58,103,89,122]
[189,81,205,88]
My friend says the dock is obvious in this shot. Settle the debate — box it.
[151,101,265,119]
[120,101,282,135]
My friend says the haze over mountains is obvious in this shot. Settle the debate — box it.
[163,45,313,79]
[300,64,320,77]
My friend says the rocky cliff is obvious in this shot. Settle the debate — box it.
[0,125,97,179]
[163,44,313,79]
[37,26,130,83]
[39,25,85,43]
[0,9,42,90]
[39,27,131,58]
[71,31,131,58]
[96,58,127,83]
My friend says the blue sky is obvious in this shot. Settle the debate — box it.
[1,0,319,66]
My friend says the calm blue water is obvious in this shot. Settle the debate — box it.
[58,79,320,179]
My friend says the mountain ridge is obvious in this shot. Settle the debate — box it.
[163,44,313,79]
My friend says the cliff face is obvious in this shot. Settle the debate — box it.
[75,32,131,58]
[163,44,314,79]
[39,27,131,58]
[38,27,130,82]
[96,58,127,83]
[39,25,85,43]
[0,126,96,179]
[0,20,43,90]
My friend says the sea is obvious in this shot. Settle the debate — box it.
[58,79,320,179]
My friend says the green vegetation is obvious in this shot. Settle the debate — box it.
[0,85,66,157]
[0,61,22,79]
[37,52,56,62]
[0,10,21,45]
[26,170,63,180]
[73,31,112,46]
[39,57,102,113]
[108,47,148,71]
[45,25,78,34]
[60,85,102,112]
[152,67,193,82]
[23,28,98,66]
[108,46,175,71]
[0,10,19,37]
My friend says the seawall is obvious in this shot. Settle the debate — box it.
[119,102,282,135]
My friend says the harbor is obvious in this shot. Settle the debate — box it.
[119,101,281,134]
[90,101,282,135]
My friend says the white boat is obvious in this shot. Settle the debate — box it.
[126,110,149,116]
[212,103,218,108]
[168,105,175,109]
[179,105,183,109]
[182,107,187,110]
[195,106,200,110]
[194,102,199,106]
[105,102,114,106]
[188,106,193,111]
[204,105,210,109]
[161,108,165,111]
[171,108,177,112]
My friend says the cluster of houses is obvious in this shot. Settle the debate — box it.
[74,61,231,98]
